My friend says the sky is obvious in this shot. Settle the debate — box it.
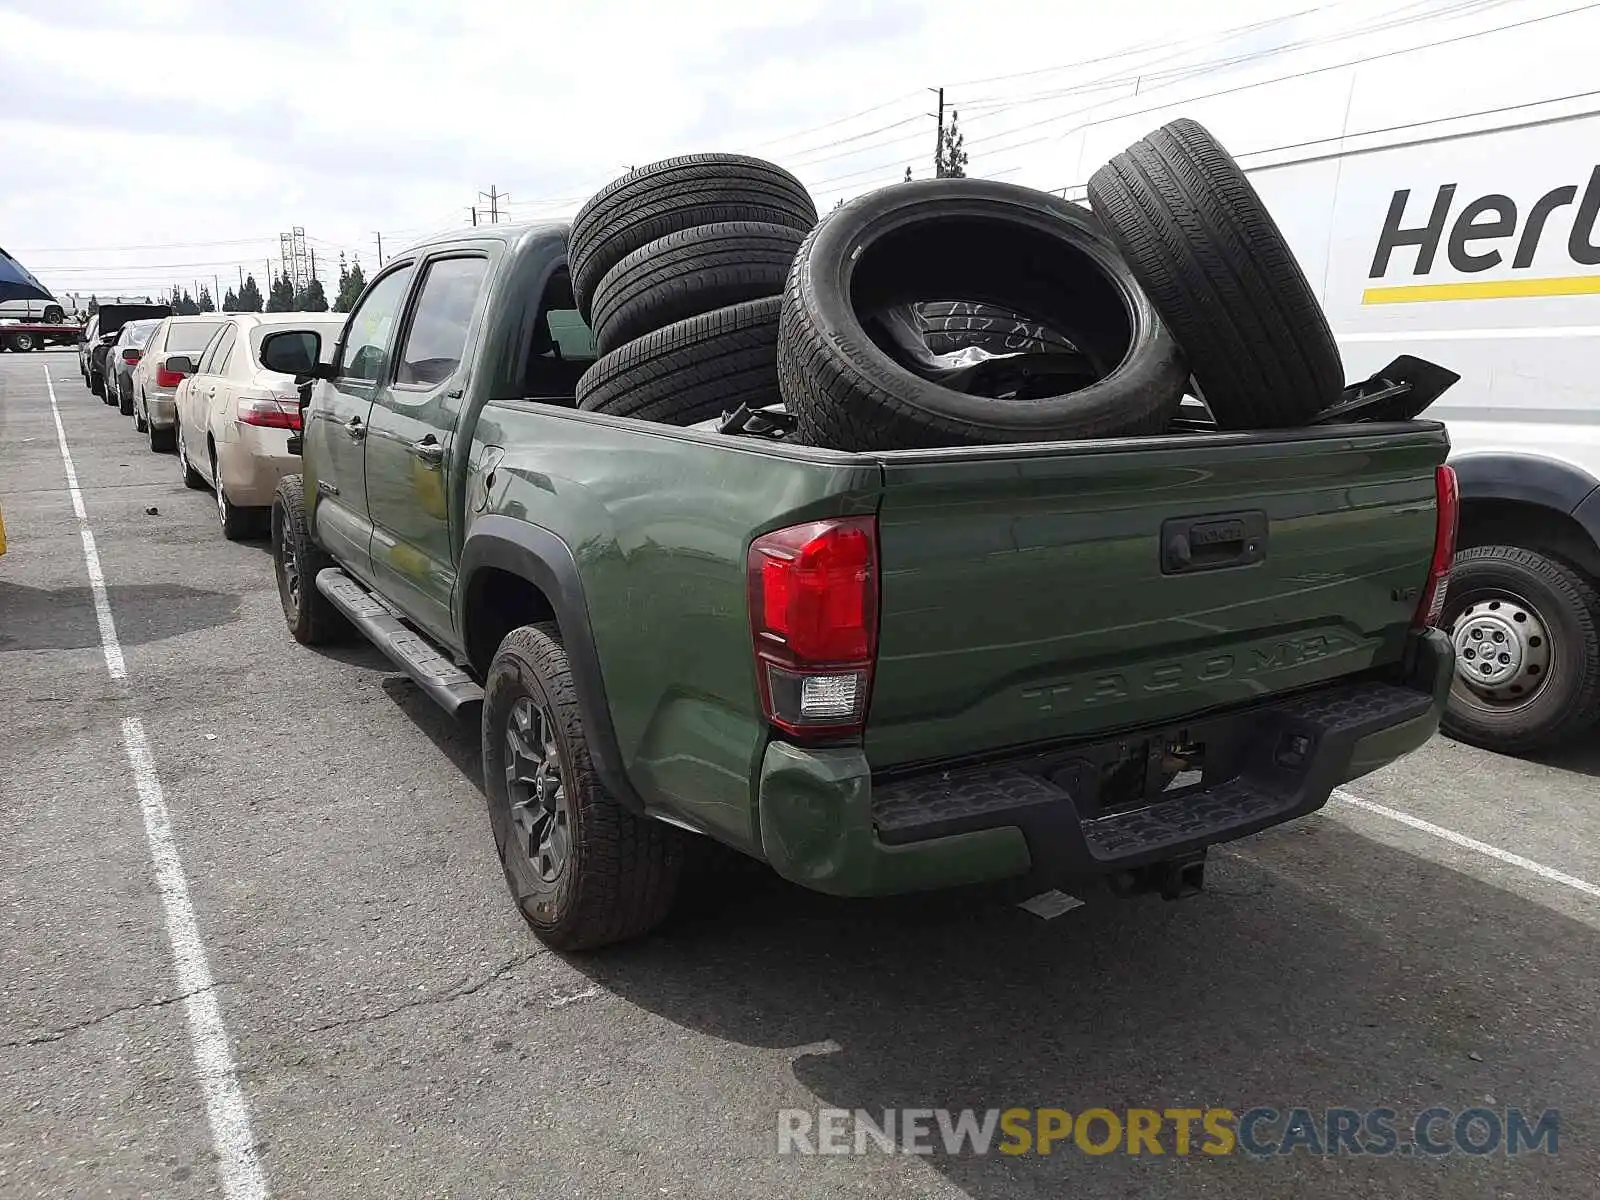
[3,0,1596,307]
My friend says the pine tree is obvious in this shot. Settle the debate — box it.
[936,110,968,179]
[196,285,215,313]
[904,166,912,182]
[87,295,99,317]
[335,256,366,313]
[237,274,264,312]
[175,289,200,316]
[222,287,239,312]
[298,277,330,312]
[267,271,296,312]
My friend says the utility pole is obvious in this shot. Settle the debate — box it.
[310,248,317,280]
[375,232,384,266]
[470,206,478,227]
[478,186,508,224]
[930,86,945,177]
[238,265,245,290]
[213,274,220,309]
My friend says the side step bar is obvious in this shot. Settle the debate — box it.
[315,568,485,715]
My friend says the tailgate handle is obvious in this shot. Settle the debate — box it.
[1161,511,1267,574]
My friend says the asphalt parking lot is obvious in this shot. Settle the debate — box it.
[2,348,1598,1199]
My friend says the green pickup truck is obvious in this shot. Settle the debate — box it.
[266,221,1458,950]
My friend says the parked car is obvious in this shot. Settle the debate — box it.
[174,312,348,539]
[266,220,1458,951]
[77,315,101,382]
[81,302,171,398]
[130,315,227,450]
[104,319,163,415]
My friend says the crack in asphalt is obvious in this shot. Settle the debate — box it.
[299,950,544,1036]
[2,984,221,1049]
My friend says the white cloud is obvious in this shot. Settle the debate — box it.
[3,0,1593,300]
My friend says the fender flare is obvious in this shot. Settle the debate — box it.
[457,516,642,812]
[1451,451,1600,545]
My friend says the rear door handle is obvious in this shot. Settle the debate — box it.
[345,416,366,441]
[409,436,445,466]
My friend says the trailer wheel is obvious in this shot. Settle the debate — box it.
[1440,544,1600,755]
[1088,119,1343,428]
[8,331,37,352]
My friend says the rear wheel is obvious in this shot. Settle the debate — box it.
[212,451,257,541]
[147,401,176,452]
[92,371,106,399]
[133,393,148,433]
[482,623,683,949]
[272,476,349,644]
[176,419,206,488]
[1440,544,1600,755]
[9,331,37,353]
[117,380,135,416]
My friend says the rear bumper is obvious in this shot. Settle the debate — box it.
[216,432,300,507]
[755,628,1454,897]
[145,393,177,428]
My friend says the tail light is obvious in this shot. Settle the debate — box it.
[121,348,142,364]
[155,366,186,388]
[237,394,302,431]
[748,516,879,740]
[1413,464,1459,629]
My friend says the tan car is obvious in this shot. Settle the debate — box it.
[130,314,228,451]
[174,312,348,540]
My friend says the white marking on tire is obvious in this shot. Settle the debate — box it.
[45,367,271,1200]
[1334,788,1600,900]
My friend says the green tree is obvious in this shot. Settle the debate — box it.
[196,285,215,313]
[237,274,264,312]
[334,255,366,313]
[904,166,912,182]
[87,295,99,317]
[297,277,330,312]
[267,271,296,312]
[174,288,200,316]
[936,109,968,179]
[222,287,239,312]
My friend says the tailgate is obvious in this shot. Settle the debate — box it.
[865,424,1449,769]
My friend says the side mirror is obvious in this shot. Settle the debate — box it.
[165,355,196,375]
[260,329,321,380]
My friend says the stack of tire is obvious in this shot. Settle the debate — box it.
[570,154,818,426]
[572,119,1345,452]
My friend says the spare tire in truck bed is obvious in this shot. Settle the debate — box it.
[1087,118,1344,429]
[569,155,818,322]
[577,296,781,426]
[778,178,1189,451]
[589,221,805,356]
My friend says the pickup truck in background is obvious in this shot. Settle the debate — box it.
[267,221,1459,950]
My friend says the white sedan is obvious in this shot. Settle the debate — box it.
[174,311,348,540]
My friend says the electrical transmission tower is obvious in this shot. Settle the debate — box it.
[278,227,310,291]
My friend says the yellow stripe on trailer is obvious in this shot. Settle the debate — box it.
[1362,273,1600,305]
[0,503,7,558]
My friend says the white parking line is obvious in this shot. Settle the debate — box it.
[44,368,270,1200]
[1333,788,1600,900]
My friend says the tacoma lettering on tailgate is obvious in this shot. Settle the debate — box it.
[1021,630,1366,713]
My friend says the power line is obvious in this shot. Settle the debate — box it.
[12,236,281,254]
[959,0,1499,135]
[964,0,1595,162]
